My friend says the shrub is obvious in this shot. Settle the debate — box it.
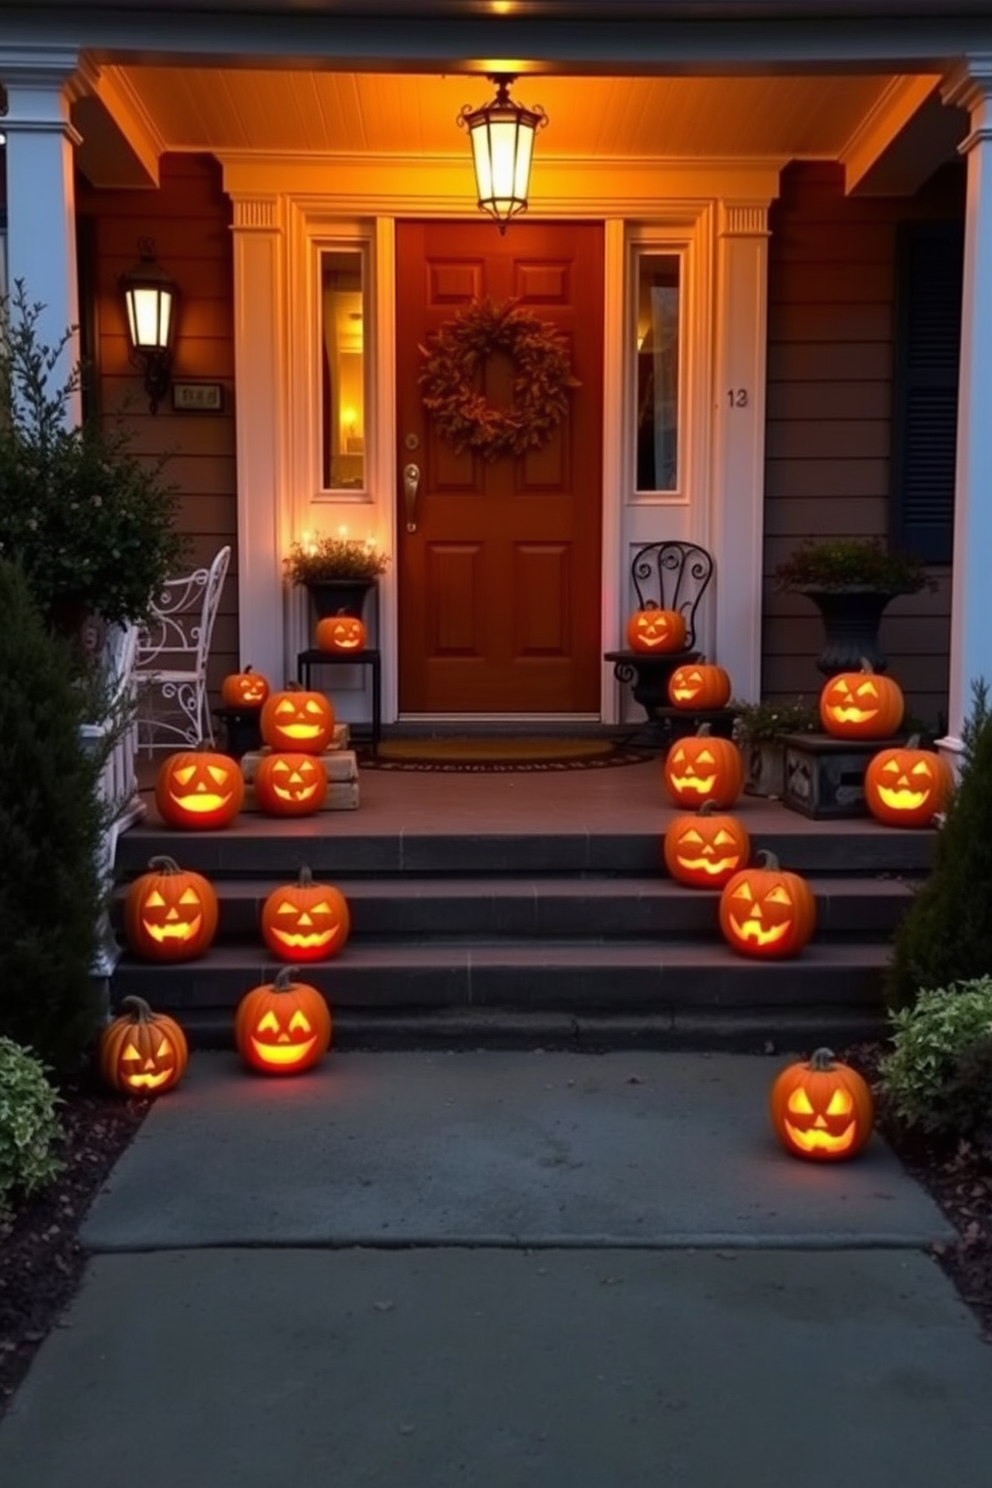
[880,978,992,1149]
[0,559,107,1068]
[773,536,932,594]
[0,1038,64,1219]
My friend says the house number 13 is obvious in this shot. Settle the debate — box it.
[727,388,749,407]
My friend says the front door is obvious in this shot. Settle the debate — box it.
[395,220,604,714]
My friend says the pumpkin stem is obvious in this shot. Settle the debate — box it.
[297,865,314,887]
[244,665,255,675]
[146,855,182,874]
[858,657,875,673]
[695,723,713,737]
[699,800,718,817]
[808,1047,837,1071]
[905,733,921,749]
[121,996,153,1024]
[273,966,301,991]
[755,848,781,870]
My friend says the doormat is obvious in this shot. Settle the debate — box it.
[359,737,652,772]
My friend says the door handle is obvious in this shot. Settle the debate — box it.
[403,462,420,533]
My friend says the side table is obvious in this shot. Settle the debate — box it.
[296,647,381,755]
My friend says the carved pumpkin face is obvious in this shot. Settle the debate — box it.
[260,688,335,754]
[663,802,750,889]
[663,729,744,808]
[97,996,189,1096]
[234,967,332,1076]
[261,866,351,963]
[315,613,368,653]
[221,666,270,709]
[864,741,953,827]
[626,606,686,654]
[155,750,245,830]
[718,850,816,959]
[819,666,904,740]
[770,1048,874,1162]
[668,663,732,710]
[253,753,328,816]
[123,855,219,961]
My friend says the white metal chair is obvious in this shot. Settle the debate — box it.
[133,544,231,753]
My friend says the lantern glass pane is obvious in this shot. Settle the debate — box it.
[131,286,164,349]
[470,125,494,200]
[320,249,366,491]
[634,253,681,494]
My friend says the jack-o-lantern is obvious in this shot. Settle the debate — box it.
[863,735,953,827]
[819,661,904,740]
[261,865,351,962]
[155,749,245,830]
[769,1047,874,1162]
[254,753,328,817]
[221,665,270,709]
[663,800,751,889]
[315,611,368,653]
[260,685,336,754]
[98,996,189,1096]
[234,966,332,1076]
[663,725,744,808]
[626,605,687,654]
[718,849,816,959]
[123,855,219,961]
[667,662,732,711]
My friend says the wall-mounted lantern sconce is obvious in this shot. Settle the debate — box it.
[458,75,547,233]
[120,238,179,413]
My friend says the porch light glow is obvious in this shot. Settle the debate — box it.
[458,75,547,232]
[120,238,179,414]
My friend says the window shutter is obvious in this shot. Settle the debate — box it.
[891,221,964,565]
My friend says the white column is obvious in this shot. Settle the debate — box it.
[710,201,772,702]
[0,47,83,421]
[939,58,992,759]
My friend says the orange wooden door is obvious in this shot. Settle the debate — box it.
[395,220,604,714]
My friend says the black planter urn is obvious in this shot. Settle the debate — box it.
[797,585,905,677]
[305,579,375,622]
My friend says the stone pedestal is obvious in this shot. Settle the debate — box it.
[780,732,905,820]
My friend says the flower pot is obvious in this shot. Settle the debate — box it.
[306,579,375,622]
[797,585,904,677]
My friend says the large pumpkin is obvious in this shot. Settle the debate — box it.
[260,684,336,754]
[253,753,328,816]
[98,996,189,1096]
[667,662,732,710]
[221,665,270,709]
[718,849,817,959]
[123,855,218,961]
[234,966,332,1076]
[863,735,954,827]
[663,800,751,889]
[769,1047,874,1162]
[625,605,686,654]
[663,725,744,808]
[155,748,245,830]
[315,612,368,653]
[261,865,351,962]
[819,662,904,740]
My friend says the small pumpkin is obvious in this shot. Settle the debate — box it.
[123,855,219,961]
[221,665,270,709]
[234,965,332,1076]
[769,1047,874,1162]
[863,734,954,827]
[667,661,732,710]
[98,996,189,1096]
[662,800,751,889]
[819,661,904,740]
[663,725,744,808]
[718,848,817,959]
[260,683,336,754]
[254,753,328,817]
[261,865,351,962]
[626,605,686,654]
[155,748,245,830]
[315,611,368,653]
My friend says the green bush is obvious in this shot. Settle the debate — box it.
[880,978,992,1148]
[0,559,107,1068]
[0,1037,64,1219]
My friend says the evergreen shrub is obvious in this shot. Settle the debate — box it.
[880,978,992,1151]
[0,1037,64,1219]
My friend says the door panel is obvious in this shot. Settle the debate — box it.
[396,220,604,714]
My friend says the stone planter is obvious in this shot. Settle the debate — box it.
[795,585,907,677]
[743,739,786,798]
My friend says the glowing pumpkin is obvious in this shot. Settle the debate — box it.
[663,725,744,808]
[221,665,270,709]
[123,855,219,962]
[662,800,750,889]
[98,996,189,1096]
[819,662,904,740]
[260,685,335,754]
[234,966,332,1076]
[260,865,351,963]
[155,748,245,830]
[315,612,368,653]
[668,662,732,710]
[626,605,686,654]
[863,735,953,827]
[769,1047,874,1162]
[718,849,816,959]
[254,753,328,817]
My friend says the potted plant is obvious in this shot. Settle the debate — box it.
[732,696,820,797]
[774,537,933,677]
[284,531,390,622]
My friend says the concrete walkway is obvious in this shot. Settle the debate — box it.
[1,1051,991,1487]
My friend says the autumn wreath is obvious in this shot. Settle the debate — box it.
[418,297,580,462]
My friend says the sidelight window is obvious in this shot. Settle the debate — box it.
[634,252,681,494]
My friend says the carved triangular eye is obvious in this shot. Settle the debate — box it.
[257,1011,281,1034]
[179,888,200,906]
[122,1043,142,1062]
[856,681,878,698]
[173,766,197,786]
[208,765,229,785]
[766,885,791,905]
[714,830,736,847]
[679,828,703,846]
[696,749,715,766]
[911,760,932,777]
[289,1011,312,1034]
[145,889,166,908]
[732,881,754,903]
[826,1089,853,1116]
[787,1089,814,1115]
[156,1038,173,1058]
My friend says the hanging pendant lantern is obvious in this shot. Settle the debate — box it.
[458,75,547,233]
